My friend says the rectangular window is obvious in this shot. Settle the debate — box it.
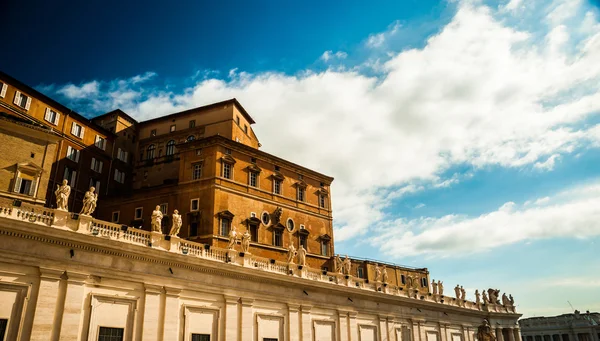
[274,179,282,195]
[160,203,168,214]
[170,124,176,132]
[112,211,120,223]
[98,326,124,341]
[17,178,32,195]
[89,178,101,194]
[44,108,60,125]
[220,218,230,236]
[192,163,202,180]
[0,318,7,341]
[134,207,143,219]
[13,91,31,110]
[244,125,248,134]
[0,82,7,98]
[189,120,196,128]
[223,163,232,179]
[190,222,198,236]
[190,199,199,211]
[192,334,210,341]
[357,267,364,278]
[71,122,85,138]
[236,116,240,125]
[114,169,125,184]
[150,129,156,137]
[401,274,406,284]
[274,230,283,247]
[249,172,258,187]
[117,148,128,163]
[250,225,258,242]
[66,146,80,162]
[297,187,305,202]
[299,235,307,249]
[63,166,77,185]
[321,240,329,256]
[95,135,107,150]
[91,158,103,173]
[263,339,278,341]
[320,195,326,208]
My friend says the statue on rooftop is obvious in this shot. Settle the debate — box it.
[432,279,438,295]
[55,179,71,211]
[227,226,238,250]
[80,186,97,216]
[382,265,388,283]
[287,244,297,264]
[169,210,182,236]
[475,289,481,305]
[343,255,351,275]
[335,255,343,273]
[375,264,382,282]
[151,205,163,232]
[241,229,250,253]
[482,290,489,305]
[460,286,466,300]
[455,285,461,299]
[509,294,514,306]
[297,244,306,266]
[438,280,444,295]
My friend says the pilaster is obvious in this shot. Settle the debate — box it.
[301,305,312,341]
[30,267,63,341]
[224,295,239,341]
[240,298,254,341]
[288,304,301,341]
[349,312,359,341]
[507,328,516,341]
[162,287,181,341]
[380,315,389,341]
[58,272,87,341]
[142,284,163,341]
[338,310,350,341]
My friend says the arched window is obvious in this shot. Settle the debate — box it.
[166,140,175,156]
[146,144,155,160]
[186,135,195,142]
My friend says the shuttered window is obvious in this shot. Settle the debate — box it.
[13,91,31,110]
[44,108,60,125]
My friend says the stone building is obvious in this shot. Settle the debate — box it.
[520,312,600,341]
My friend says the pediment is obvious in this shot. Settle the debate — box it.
[246,164,262,173]
[220,155,236,164]
[17,162,43,174]
[217,210,234,219]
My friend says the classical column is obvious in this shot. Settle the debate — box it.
[162,288,181,341]
[142,285,163,341]
[338,310,350,341]
[30,268,63,341]
[439,322,448,341]
[496,328,505,341]
[507,328,516,341]
[379,316,389,341]
[240,298,254,341]
[463,325,471,341]
[301,305,312,341]
[288,304,300,341]
[349,311,359,341]
[514,328,523,341]
[58,272,87,341]
[224,295,240,341]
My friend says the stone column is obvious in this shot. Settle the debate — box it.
[338,310,349,341]
[142,285,163,341]
[439,322,448,341]
[301,305,312,341]
[162,288,180,341]
[349,311,359,341]
[58,272,87,341]
[379,316,388,341]
[507,328,516,341]
[240,298,254,341]
[30,268,63,341]
[224,295,239,341]
[411,319,424,341]
[497,328,505,341]
[288,304,300,341]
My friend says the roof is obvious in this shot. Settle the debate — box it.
[92,108,139,125]
[138,98,256,126]
[0,70,116,137]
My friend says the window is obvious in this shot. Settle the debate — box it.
[98,326,124,341]
[112,211,120,223]
[150,129,157,137]
[91,158,103,173]
[274,165,280,171]
[320,195,326,208]
[401,275,406,284]
[89,178,101,194]
[236,116,240,125]
[261,212,270,225]
[421,278,428,287]
[225,148,232,155]
[249,172,258,187]
[190,198,199,211]
[321,240,329,256]
[44,108,60,125]
[187,135,195,142]
[220,218,231,236]
[189,120,196,128]
[357,267,364,278]
[13,91,31,110]
[66,146,80,162]
[70,122,85,138]
[273,229,283,247]
[190,222,198,236]
[95,135,107,150]
[298,174,303,180]
[263,339,278,341]
[170,124,176,132]
[63,167,77,185]
[274,179,282,195]
[146,144,155,160]
[134,207,143,219]
[299,235,307,249]
[192,163,202,180]
[0,318,7,341]
[166,140,175,155]
[114,169,125,184]
[0,82,7,98]
[192,334,210,341]
[244,125,248,134]
[297,187,305,202]
[286,218,294,232]
[223,163,232,179]
[16,178,33,195]
[160,203,168,214]
[117,148,128,163]
[250,225,258,242]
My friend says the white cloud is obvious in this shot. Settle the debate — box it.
[366,21,401,48]
[370,181,600,258]
[50,0,600,247]
[57,81,99,99]
[320,50,348,62]
[414,203,426,209]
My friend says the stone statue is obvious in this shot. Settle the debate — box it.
[297,244,306,266]
[80,187,97,216]
[241,229,250,253]
[382,265,388,283]
[151,205,163,232]
[55,179,71,211]
[169,210,182,236]
[454,285,461,299]
[432,279,438,295]
[482,290,489,304]
[477,319,496,341]
[487,289,496,304]
[509,294,514,306]
[475,289,481,305]
[460,286,466,300]
[287,244,297,263]
[343,255,351,275]
[502,293,509,306]
[227,226,238,250]
[495,289,501,304]
[413,277,419,289]
[438,280,444,295]
[335,255,343,273]
[273,207,283,224]
[374,264,382,282]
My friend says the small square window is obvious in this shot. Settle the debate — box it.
[249,172,258,187]
[160,203,168,214]
[190,198,199,211]
[192,334,210,341]
[225,148,232,155]
[189,120,196,128]
[98,327,124,341]
[251,157,257,163]
[112,211,120,223]
[135,207,143,219]
[170,124,176,132]
[298,174,303,180]
[274,165,280,171]
[192,163,203,180]
[297,187,305,202]
[223,163,232,179]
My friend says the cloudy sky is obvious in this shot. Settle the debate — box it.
[2,0,600,317]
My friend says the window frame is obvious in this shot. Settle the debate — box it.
[44,108,60,125]
[219,217,231,236]
[261,211,270,226]
[299,235,307,249]
[0,82,7,98]
[223,163,232,179]
[150,129,157,137]
[159,203,168,215]
[166,140,175,156]
[286,218,294,232]
[273,179,282,195]
[134,207,143,220]
[319,194,327,208]
[297,187,305,202]
[146,144,156,160]
[189,120,196,128]
[190,198,199,211]
[112,211,120,223]
[192,162,203,180]
[71,122,85,139]
[170,124,176,132]
[273,229,283,247]
[14,91,31,110]
[249,171,258,187]
[98,326,124,341]
[321,240,329,256]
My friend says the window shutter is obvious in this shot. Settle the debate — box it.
[95,181,100,195]
[14,177,22,192]
[114,170,118,181]
[63,167,69,180]
[80,126,85,138]
[75,150,80,163]
[0,84,7,98]
[71,171,77,185]
[95,135,100,146]
[13,91,21,105]
[99,161,103,173]
[67,146,72,159]
[25,97,32,110]
[29,178,38,196]
[71,122,76,135]
[54,112,60,125]
[91,157,96,169]
[45,108,51,121]
[124,151,128,163]
[117,147,122,158]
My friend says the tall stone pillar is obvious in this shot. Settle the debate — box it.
[301,305,312,341]
[514,329,523,341]
[162,288,180,341]
[507,328,516,341]
[30,268,63,341]
[142,285,163,341]
[224,295,240,341]
[349,311,359,341]
[58,272,87,341]
[338,310,350,341]
[288,304,300,341]
[497,328,505,341]
[379,316,389,341]
[240,298,254,341]
[411,319,424,341]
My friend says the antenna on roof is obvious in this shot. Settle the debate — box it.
[568,301,575,311]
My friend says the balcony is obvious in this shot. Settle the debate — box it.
[135,153,181,168]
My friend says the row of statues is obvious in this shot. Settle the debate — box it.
[432,279,444,295]
[55,179,97,216]
[151,205,182,236]
[334,255,352,275]
[431,279,516,306]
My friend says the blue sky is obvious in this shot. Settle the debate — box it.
[2,0,600,317]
